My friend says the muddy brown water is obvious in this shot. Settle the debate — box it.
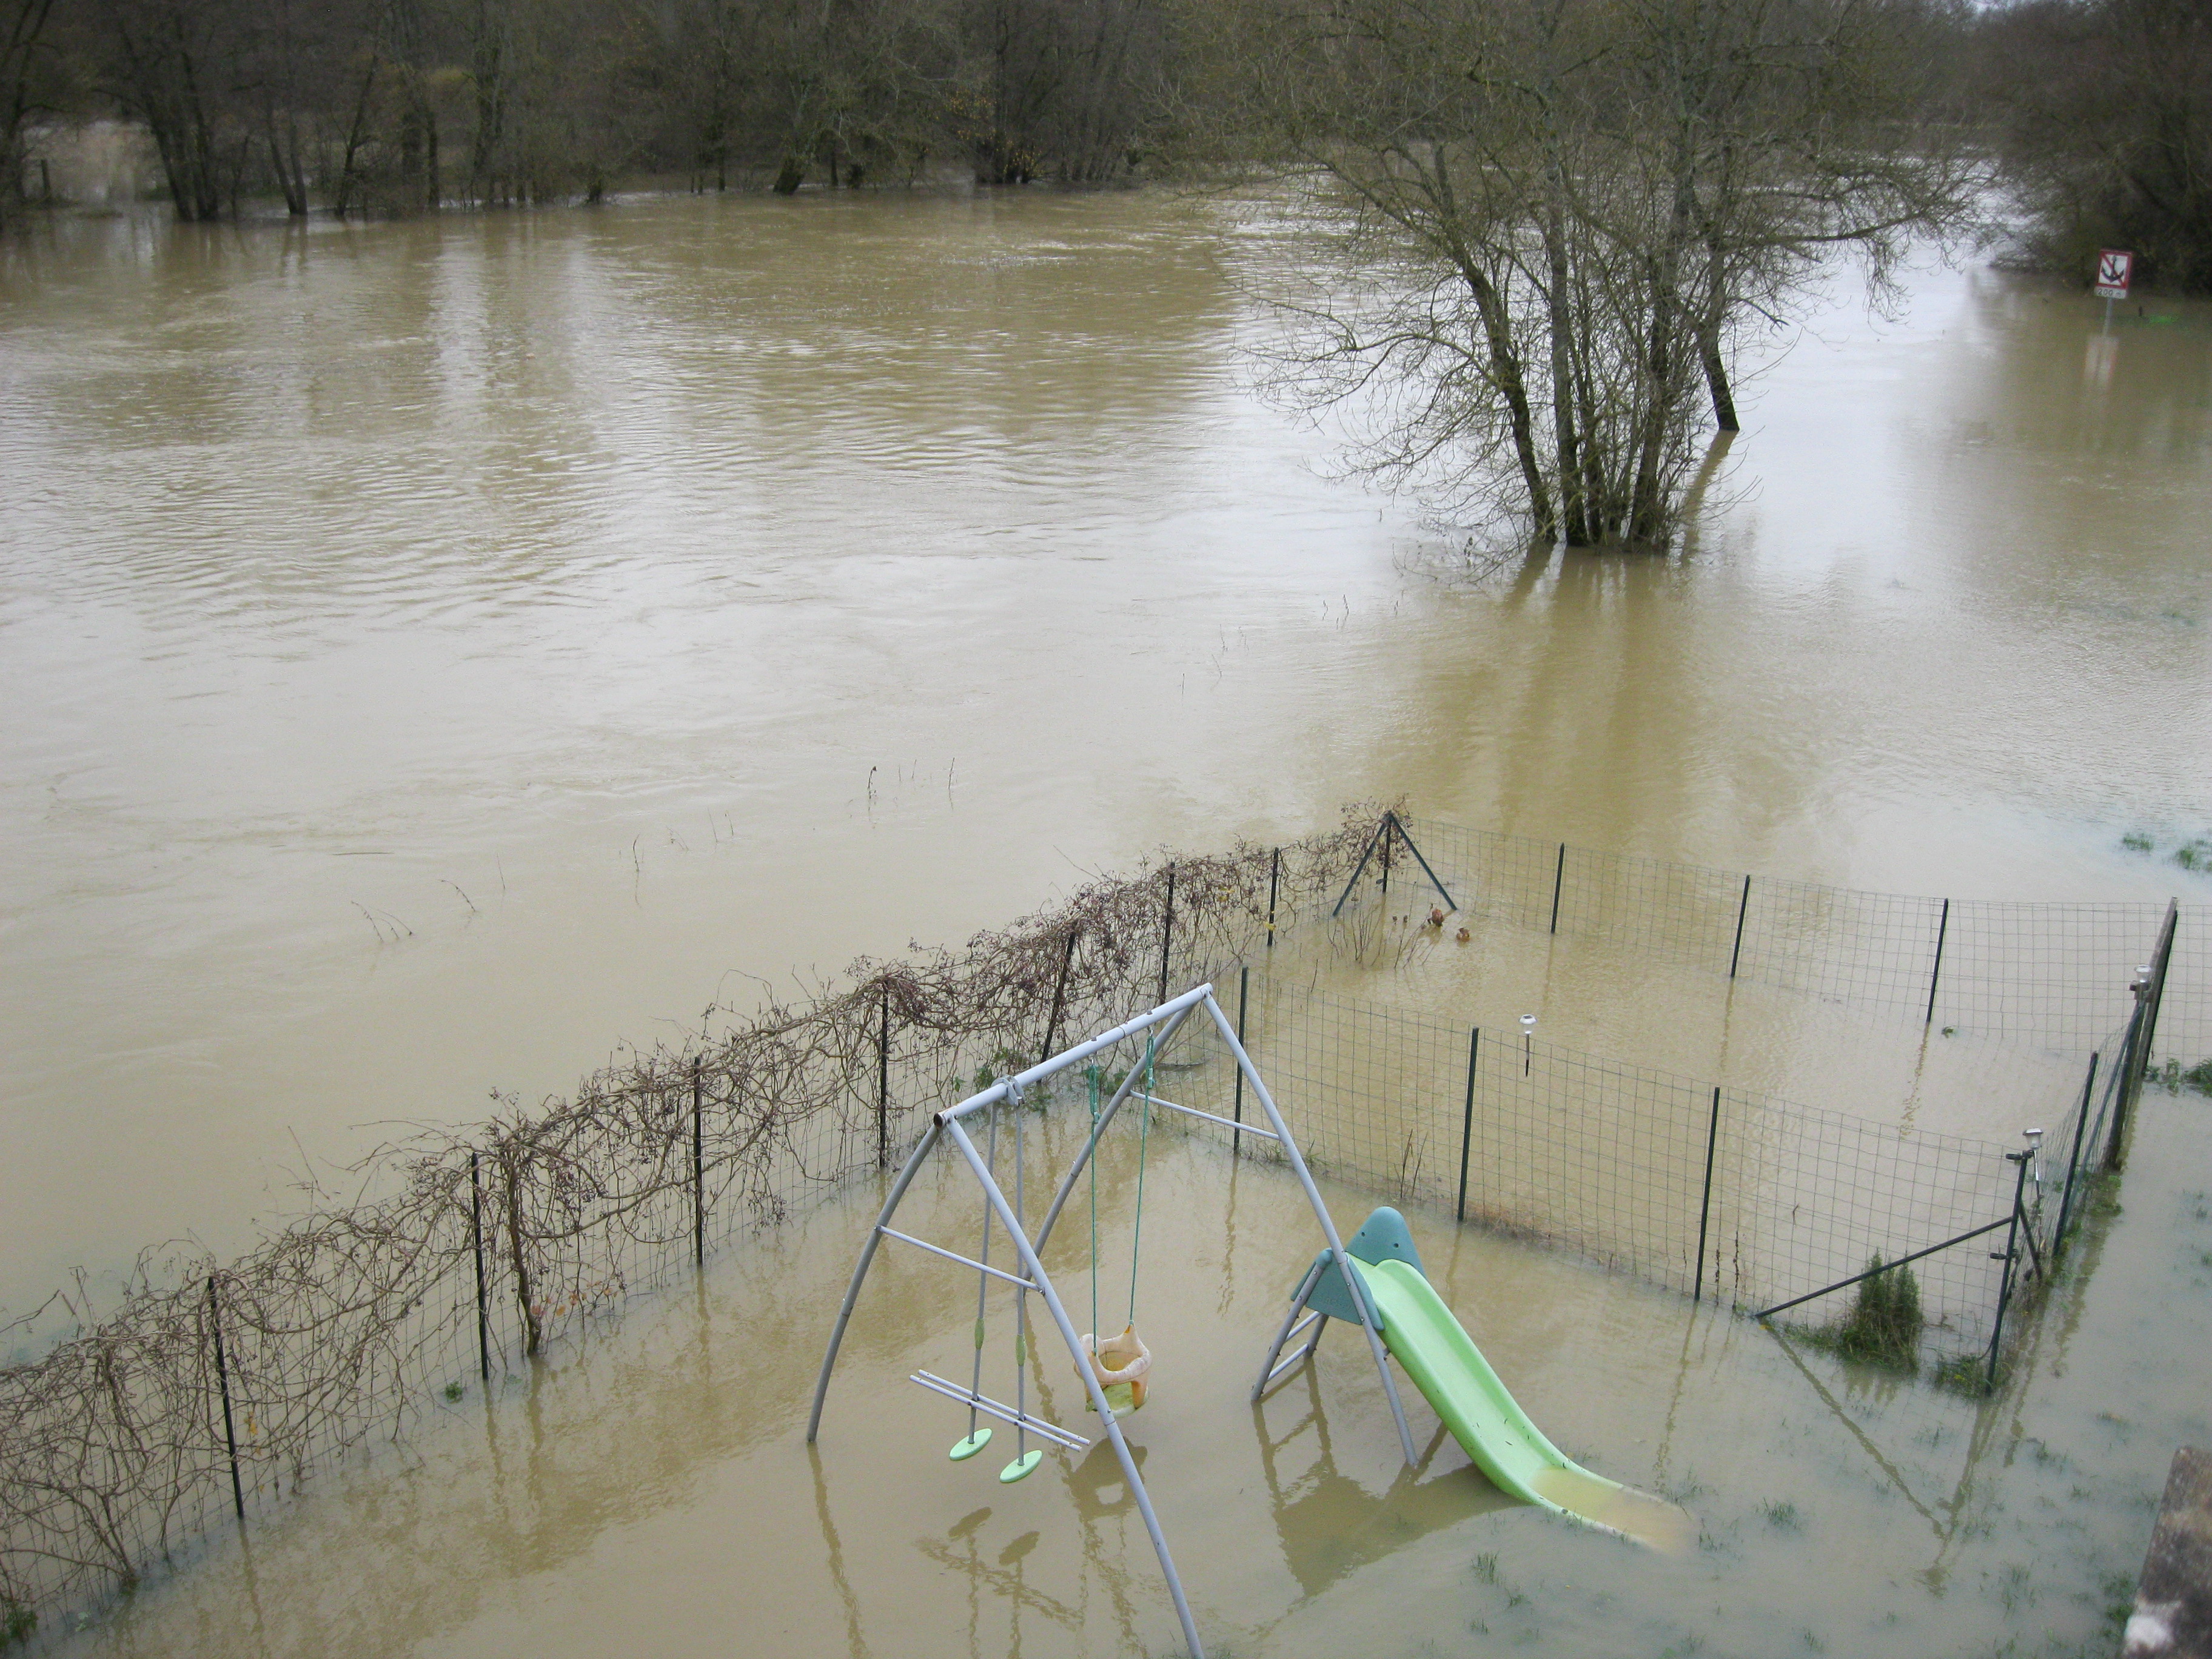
[3,190,2210,1312]
[2,187,2210,1654]
[53,1093,2212,1658]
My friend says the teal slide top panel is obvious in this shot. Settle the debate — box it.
[1345,1205,1425,1275]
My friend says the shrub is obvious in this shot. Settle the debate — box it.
[1830,1256,1922,1371]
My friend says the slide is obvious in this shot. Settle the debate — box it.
[1299,1209,1691,1550]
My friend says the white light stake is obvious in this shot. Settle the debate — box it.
[1520,1013,1536,1078]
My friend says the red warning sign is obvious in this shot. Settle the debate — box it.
[2094,248,2134,300]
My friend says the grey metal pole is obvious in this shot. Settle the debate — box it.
[805,1118,945,1441]
[940,1116,1208,1659]
[208,1276,246,1521]
[1456,1028,1478,1224]
[1693,1087,1721,1303]
[1253,1256,1327,1398]
[471,1151,491,1382]
[1549,843,1566,934]
[1034,1004,1201,1252]
[1728,875,1751,979]
[1197,992,1421,1467]
[1925,898,1949,1025]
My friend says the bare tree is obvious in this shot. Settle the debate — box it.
[1191,0,1972,546]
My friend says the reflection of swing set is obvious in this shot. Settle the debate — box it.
[806,982,1418,1659]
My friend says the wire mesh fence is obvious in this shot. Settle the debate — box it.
[1210,985,2018,1342]
[1385,815,2210,1058]
[0,814,1378,1642]
[1,806,2197,1644]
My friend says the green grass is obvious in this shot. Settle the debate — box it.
[1,1597,35,1651]
[1816,1256,1923,1372]
[2151,1057,2212,1096]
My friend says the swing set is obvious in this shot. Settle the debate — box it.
[805,982,1418,1659]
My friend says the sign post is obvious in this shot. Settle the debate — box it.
[2094,248,2134,332]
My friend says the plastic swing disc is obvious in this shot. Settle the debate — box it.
[998,1449,1042,1484]
[949,1427,993,1461]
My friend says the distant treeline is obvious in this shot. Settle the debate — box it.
[1970,0,2212,295]
[0,0,2207,293]
[0,0,1171,220]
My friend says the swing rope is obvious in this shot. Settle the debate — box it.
[1088,1065,1101,1349]
[1128,1036,1155,1327]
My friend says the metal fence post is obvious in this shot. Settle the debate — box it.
[471,1151,490,1382]
[1729,874,1751,979]
[1549,843,1566,934]
[2106,992,2145,1171]
[1694,1087,1721,1302]
[1039,927,1079,1065]
[1265,848,1280,950]
[1232,965,1250,1158]
[2051,1051,2099,1262]
[2111,902,2179,1170]
[1925,898,1950,1025]
[207,1276,246,1521]
[692,1059,706,1267]
[1379,813,1394,903]
[1158,862,1176,1005]
[1456,1028,1479,1224]
[877,983,891,1169]
[1985,1149,2032,1392]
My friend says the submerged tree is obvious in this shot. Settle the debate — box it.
[1979,0,2212,294]
[1190,0,1975,548]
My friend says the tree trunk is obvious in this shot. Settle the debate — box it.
[1463,257,1555,541]
[1629,159,1698,543]
[1700,323,1738,432]
[1698,238,1737,431]
[1542,179,1589,546]
[334,55,377,218]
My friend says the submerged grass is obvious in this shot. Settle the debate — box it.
[1791,1256,1924,1374]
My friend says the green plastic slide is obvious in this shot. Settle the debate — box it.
[1313,1210,1690,1550]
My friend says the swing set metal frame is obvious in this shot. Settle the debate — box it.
[804,981,1418,1659]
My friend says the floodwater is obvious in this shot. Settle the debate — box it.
[3,192,2210,1312]
[2,184,2210,1652]
[57,1084,2212,1658]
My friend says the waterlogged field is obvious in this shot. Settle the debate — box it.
[3,190,2210,1313]
[4,186,2211,1655]
[50,1091,2212,1659]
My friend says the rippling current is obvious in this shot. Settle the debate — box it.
[2,187,2208,1316]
